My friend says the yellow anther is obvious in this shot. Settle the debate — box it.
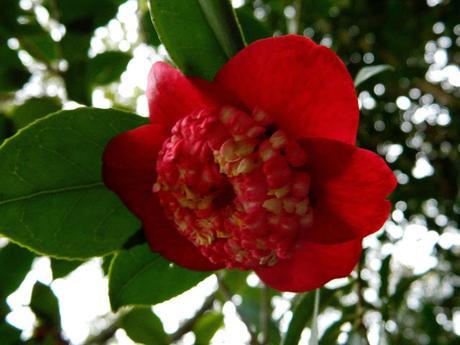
[254,110,268,123]
[219,139,239,162]
[282,198,296,213]
[295,199,309,215]
[234,158,256,176]
[268,185,290,198]
[300,212,313,227]
[269,130,288,149]
[263,198,282,214]
[220,107,235,124]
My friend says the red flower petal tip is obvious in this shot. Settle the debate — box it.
[103,35,396,292]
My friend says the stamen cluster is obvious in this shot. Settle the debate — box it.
[154,107,313,269]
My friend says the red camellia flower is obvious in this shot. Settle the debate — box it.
[103,35,396,292]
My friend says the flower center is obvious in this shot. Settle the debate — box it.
[154,107,313,269]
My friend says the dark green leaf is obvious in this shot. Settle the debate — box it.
[52,0,120,32]
[235,7,271,44]
[102,254,114,276]
[0,107,145,259]
[0,42,30,93]
[390,274,423,311]
[18,31,59,63]
[8,97,61,130]
[0,114,12,143]
[319,319,343,345]
[0,323,22,345]
[0,243,34,296]
[88,52,131,86]
[354,65,393,87]
[237,285,281,344]
[379,255,391,300]
[148,0,244,80]
[193,311,224,345]
[30,282,60,326]
[121,307,168,345]
[141,11,161,46]
[51,258,84,279]
[109,244,212,310]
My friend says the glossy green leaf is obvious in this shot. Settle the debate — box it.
[88,52,131,86]
[193,311,224,345]
[109,244,212,310]
[30,282,60,326]
[354,65,393,87]
[148,0,244,80]
[0,107,146,259]
[51,258,84,279]
[121,307,168,345]
[8,97,61,130]
[0,243,34,297]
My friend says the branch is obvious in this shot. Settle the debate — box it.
[170,291,216,342]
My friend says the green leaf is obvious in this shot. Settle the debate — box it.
[109,244,212,310]
[354,65,393,87]
[88,52,131,86]
[52,0,120,32]
[319,319,343,345]
[237,285,281,344]
[0,107,146,259]
[0,323,22,345]
[18,31,59,63]
[379,255,391,300]
[0,41,30,93]
[121,307,168,345]
[141,10,161,46]
[0,243,34,297]
[390,274,422,310]
[148,0,244,80]
[51,258,84,279]
[0,114,11,143]
[8,97,61,130]
[193,311,224,345]
[235,7,271,44]
[30,282,60,326]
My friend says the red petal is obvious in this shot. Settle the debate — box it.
[103,124,166,217]
[256,239,362,292]
[301,138,397,244]
[143,197,223,271]
[147,62,214,131]
[103,124,221,271]
[215,35,359,144]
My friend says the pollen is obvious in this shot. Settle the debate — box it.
[154,106,313,269]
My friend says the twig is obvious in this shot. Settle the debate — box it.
[170,291,216,342]
[355,253,370,345]
[82,318,121,345]
[259,283,270,345]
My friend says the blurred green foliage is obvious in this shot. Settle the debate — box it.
[0,0,458,344]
